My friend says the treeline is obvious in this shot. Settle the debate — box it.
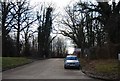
[51,37,66,58]
[61,0,120,59]
[1,0,57,58]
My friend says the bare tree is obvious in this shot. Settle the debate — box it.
[10,0,36,56]
[78,0,120,43]
[60,5,85,48]
[37,4,55,58]
[1,1,17,56]
[21,15,37,56]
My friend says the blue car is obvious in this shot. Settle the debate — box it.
[64,55,80,69]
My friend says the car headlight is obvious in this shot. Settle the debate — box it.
[65,61,67,64]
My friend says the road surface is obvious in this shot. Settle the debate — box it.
[2,58,102,80]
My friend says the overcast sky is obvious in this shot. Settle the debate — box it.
[30,0,101,15]
[30,0,79,9]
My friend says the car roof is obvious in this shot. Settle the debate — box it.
[66,55,77,57]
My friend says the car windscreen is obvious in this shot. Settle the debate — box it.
[66,57,78,60]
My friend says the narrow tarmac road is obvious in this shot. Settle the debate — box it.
[2,58,103,80]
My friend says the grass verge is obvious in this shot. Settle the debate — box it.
[80,59,119,80]
[2,57,33,71]
[95,59,118,73]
